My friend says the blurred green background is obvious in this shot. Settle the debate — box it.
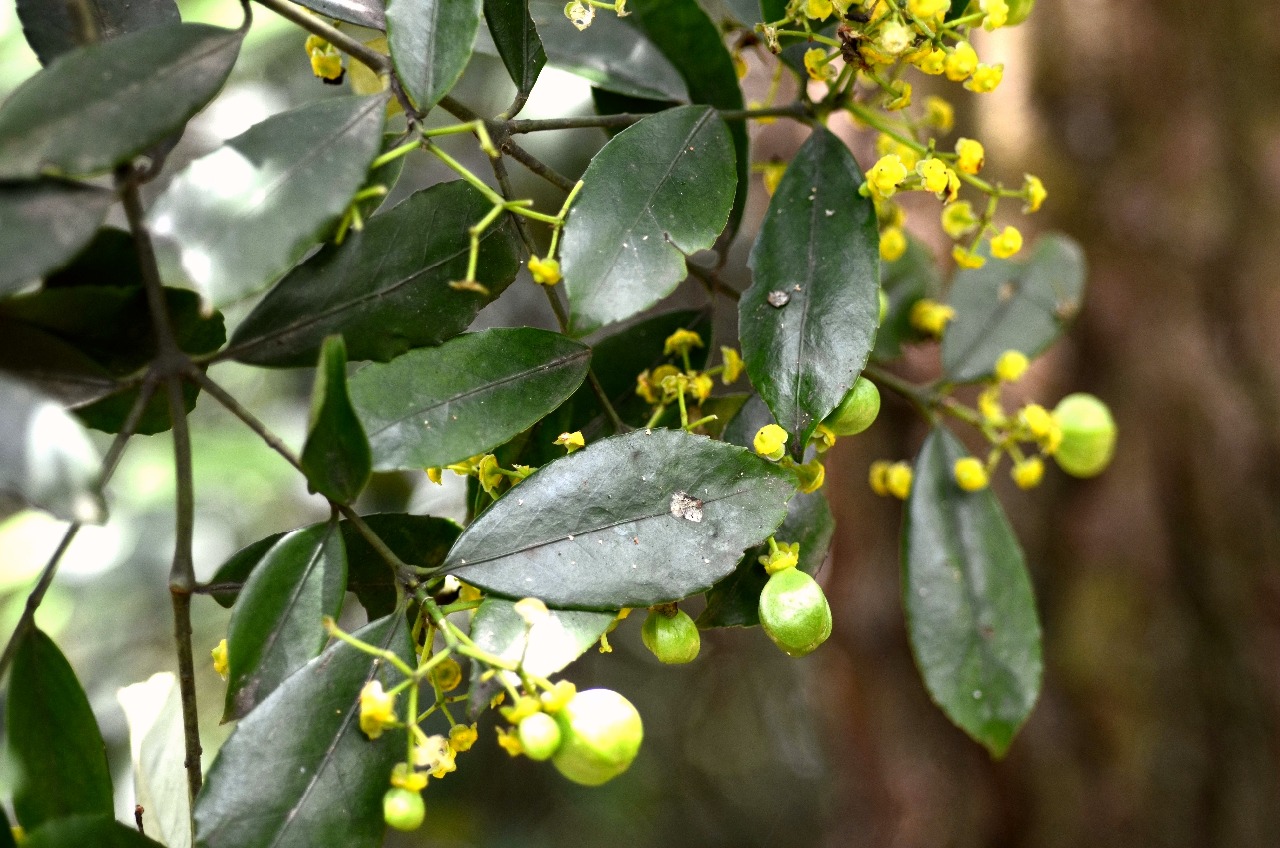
[2,0,1279,845]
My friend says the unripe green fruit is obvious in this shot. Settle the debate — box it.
[1052,393,1116,478]
[1006,0,1036,26]
[551,689,643,786]
[641,609,701,664]
[758,567,832,658]
[383,787,425,832]
[518,711,563,761]
[823,377,881,436]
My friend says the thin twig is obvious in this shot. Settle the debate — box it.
[864,363,936,423]
[505,102,808,135]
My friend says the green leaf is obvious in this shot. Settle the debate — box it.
[209,514,460,620]
[7,628,113,829]
[290,0,385,29]
[739,126,879,454]
[623,0,750,237]
[526,1,688,101]
[0,374,104,523]
[0,24,242,179]
[0,180,116,297]
[223,520,348,721]
[196,615,413,848]
[443,428,795,609]
[350,327,591,470]
[0,808,14,848]
[17,0,179,64]
[44,227,139,288]
[873,233,939,361]
[357,134,408,220]
[466,597,614,715]
[24,816,165,848]
[115,673,190,848]
[386,0,481,111]
[0,283,226,434]
[226,182,520,367]
[942,234,1086,383]
[698,488,834,629]
[903,426,1043,757]
[485,0,546,96]
[148,94,388,306]
[561,106,735,335]
[301,337,371,504]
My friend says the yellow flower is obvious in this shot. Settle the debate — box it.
[460,581,483,603]
[477,454,504,497]
[359,681,397,740]
[500,695,543,724]
[990,225,1023,259]
[528,255,561,286]
[663,328,704,357]
[965,63,1004,93]
[635,369,661,404]
[995,350,1029,383]
[449,723,479,752]
[812,423,838,453]
[795,458,826,493]
[720,346,744,384]
[879,21,913,56]
[496,726,524,757]
[565,0,595,30]
[1022,174,1047,213]
[915,48,946,75]
[941,200,978,239]
[804,48,834,81]
[916,158,951,196]
[758,541,801,574]
[978,386,1005,423]
[952,244,986,269]
[554,431,585,453]
[953,457,989,491]
[212,639,229,680]
[908,0,950,19]
[944,41,978,81]
[979,0,1008,29]
[1020,404,1065,453]
[1011,457,1044,489]
[885,81,912,112]
[869,460,891,496]
[425,467,442,485]
[761,160,787,196]
[865,154,909,200]
[650,364,681,402]
[540,680,577,713]
[955,137,985,175]
[431,658,463,693]
[886,462,913,500]
[310,51,343,82]
[943,167,961,203]
[876,134,919,171]
[924,96,954,133]
[909,298,956,337]
[753,424,789,461]
[879,225,907,262]
[390,762,428,792]
[806,0,834,17]
[690,372,714,402]
[446,454,482,476]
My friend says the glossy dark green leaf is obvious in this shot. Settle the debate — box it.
[942,234,1087,383]
[386,0,481,111]
[196,615,412,848]
[226,182,520,367]
[903,426,1042,757]
[0,180,116,296]
[24,816,165,848]
[740,126,879,454]
[624,0,750,237]
[527,1,688,101]
[301,337,371,504]
[223,520,348,721]
[17,0,179,64]
[873,233,939,361]
[0,374,103,523]
[0,283,225,434]
[561,106,735,335]
[443,428,795,609]
[466,597,614,716]
[44,227,139,288]
[208,514,461,619]
[485,0,545,96]
[698,488,834,628]
[7,628,113,829]
[291,0,385,29]
[148,94,387,306]
[350,327,591,470]
[0,24,242,179]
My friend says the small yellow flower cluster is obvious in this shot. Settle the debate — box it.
[634,331,744,431]
[751,424,828,493]
[426,453,534,497]
[909,298,955,338]
[304,35,344,84]
[869,460,913,500]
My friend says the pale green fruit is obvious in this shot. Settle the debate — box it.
[641,609,701,664]
[383,787,425,831]
[1052,393,1116,478]
[758,567,832,658]
[518,711,563,761]
[823,377,881,436]
[551,689,643,786]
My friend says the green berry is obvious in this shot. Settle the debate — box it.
[823,377,881,436]
[641,609,701,664]
[551,689,643,786]
[383,787,425,832]
[1052,393,1116,478]
[758,567,832,657]
[518,711,563,761]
